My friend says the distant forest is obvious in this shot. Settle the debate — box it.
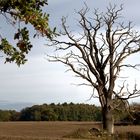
[0,103,139,124]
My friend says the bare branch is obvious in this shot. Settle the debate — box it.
[114,83,140,100]
[119,64,140,70]
[86,88,99,101]
[47,4,140,115]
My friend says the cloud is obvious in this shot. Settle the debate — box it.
[1,0,140,109]
[0,55,95,104]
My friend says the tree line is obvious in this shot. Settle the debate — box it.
[0,102,139,124]
[19,103,101,121]
[0,103,102,121]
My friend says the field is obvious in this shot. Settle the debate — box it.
[0,122,139,140]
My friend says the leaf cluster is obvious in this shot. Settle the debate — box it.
[0,0,55,66]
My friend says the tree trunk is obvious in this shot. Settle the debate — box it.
[102,105,114,134]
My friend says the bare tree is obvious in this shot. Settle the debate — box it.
[48,5,140,134]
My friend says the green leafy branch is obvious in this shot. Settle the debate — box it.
[0,0,56,66]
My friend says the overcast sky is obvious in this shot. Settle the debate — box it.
[0,0,140,110]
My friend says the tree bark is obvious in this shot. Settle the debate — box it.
[102,105,114,134]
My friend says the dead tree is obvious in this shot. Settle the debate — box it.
[48,5,140,134]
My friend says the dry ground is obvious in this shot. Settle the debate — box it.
[0,121,139,140]
[0,122,100,140]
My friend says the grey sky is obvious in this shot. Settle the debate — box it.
[0,0,140,110]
